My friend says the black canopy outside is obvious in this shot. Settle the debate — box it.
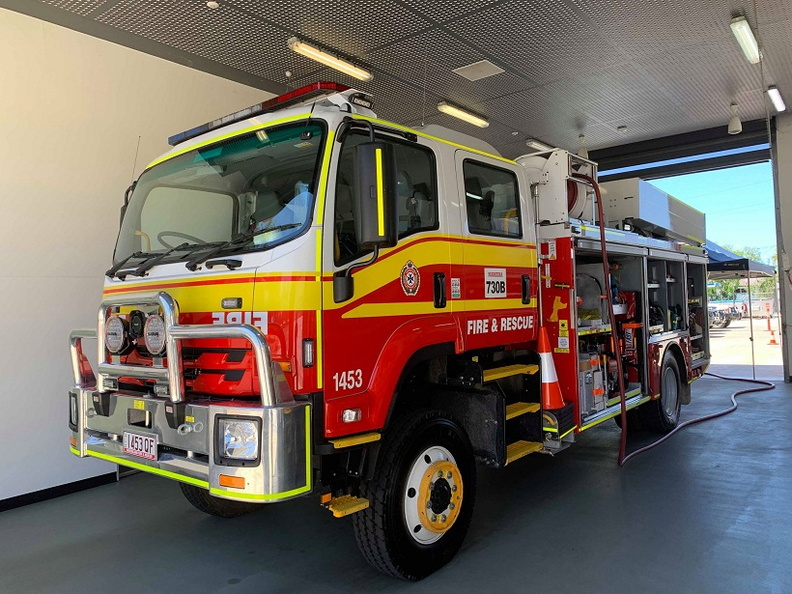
[706,240,775,279]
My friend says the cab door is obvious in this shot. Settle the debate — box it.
[454,151,539,351]
[320,127,453,437]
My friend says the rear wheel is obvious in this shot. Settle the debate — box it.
[353,409,476,581]
[639,352,682,433]
[613,408,641,430]
[179,483,259,518]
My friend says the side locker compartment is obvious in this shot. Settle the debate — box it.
[538,237,578,439]
[685,257,710,375]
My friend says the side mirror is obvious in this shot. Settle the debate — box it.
[353,141,397,249]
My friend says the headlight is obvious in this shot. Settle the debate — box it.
[105,315,127,354]
[218,418,260,461]
[144,314,166,355]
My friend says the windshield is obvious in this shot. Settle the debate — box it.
[115,121,326,263]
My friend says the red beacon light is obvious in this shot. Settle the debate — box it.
[168,81,353,146]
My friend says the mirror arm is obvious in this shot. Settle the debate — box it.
[333,246,381,304]
[345,245,380,277]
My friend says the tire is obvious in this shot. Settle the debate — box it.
[352,409,476,581]
[639,352,682,433]
[179,482,259,518]
[613,408,641,430]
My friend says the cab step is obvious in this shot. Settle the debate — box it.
[506,401,541,420]
[327,495,370,518]
[505,440,543,464]
[483,363,539,382]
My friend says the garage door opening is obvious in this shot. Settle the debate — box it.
[651,162,782,380]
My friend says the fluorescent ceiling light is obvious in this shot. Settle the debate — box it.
[730,16,761,64]
[437,101,489,128]
[768,86,787,112]
[287,37,373,82]
[525,139,553,152]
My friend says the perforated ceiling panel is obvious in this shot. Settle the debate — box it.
[9,0,792,158]
[231,0,430,55]
[39,0,103,16]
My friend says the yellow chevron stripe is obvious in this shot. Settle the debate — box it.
[342,298,536,319]
[251,281,321,311]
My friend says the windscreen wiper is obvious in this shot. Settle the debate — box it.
[184,234,252,271]
[106,251,147,278]
[184,223,303,271]
[116,242,225,280]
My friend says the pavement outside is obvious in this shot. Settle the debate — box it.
[708,316,784,380]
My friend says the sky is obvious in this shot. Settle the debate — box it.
[648,162,777,263]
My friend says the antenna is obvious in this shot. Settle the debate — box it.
[130,135,141,183]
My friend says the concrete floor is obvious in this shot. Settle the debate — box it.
[709,317,784,380]
[2,376,791,593]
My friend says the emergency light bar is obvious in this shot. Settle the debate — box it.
[167,81,351,146]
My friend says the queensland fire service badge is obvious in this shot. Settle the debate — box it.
[400,260,420,296]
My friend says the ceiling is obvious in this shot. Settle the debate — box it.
[7,0,792,159]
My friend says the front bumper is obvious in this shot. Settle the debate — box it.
[69,291,312,503]
[69,388,311,502]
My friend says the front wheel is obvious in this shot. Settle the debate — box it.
[179,483,259,518]
[353,410,476,581]
[639,352,682,433]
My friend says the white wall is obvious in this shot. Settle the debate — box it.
[0,8,272,500]
[774,113,792,382]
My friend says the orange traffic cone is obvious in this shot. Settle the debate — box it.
[769,330,779,345]
[538,327,566,410]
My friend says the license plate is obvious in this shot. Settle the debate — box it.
[123,431,158,461]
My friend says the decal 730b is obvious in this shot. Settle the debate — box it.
[484,268,507,298]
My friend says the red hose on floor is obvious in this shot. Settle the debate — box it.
[618,373,775,466]
[572,173,630,465]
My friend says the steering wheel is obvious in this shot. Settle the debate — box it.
[157,231,208,249]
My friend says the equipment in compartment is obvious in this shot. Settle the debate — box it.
[575,272,604,326]
[578,351,606,414]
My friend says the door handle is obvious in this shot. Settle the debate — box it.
[522,274,531,304]
[434,272,447,309]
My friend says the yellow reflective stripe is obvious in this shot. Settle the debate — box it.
[83,449,209,488]
[578,396,652,431]
[209,406,312,502]
[209,484,310,501]
[146,113,310,170]
[559,426,576,439]
[542,424,577,437]
[357,115,516,164]
[313,130,336,226]
[69,446,80,456]
[375,147,385,236]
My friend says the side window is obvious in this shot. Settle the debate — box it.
[334,133,438,265]
[463,161,522,238]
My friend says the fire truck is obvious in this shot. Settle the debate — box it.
[68,82,710,580]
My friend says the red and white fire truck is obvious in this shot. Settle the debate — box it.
[68,82,710,580]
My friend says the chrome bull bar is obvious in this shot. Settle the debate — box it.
[81,291,290,406]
